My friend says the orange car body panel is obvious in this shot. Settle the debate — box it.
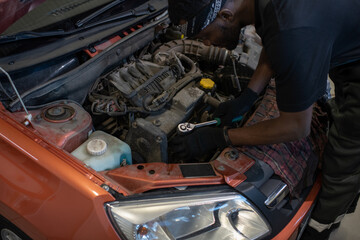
[0,104,320,239]
[272,175,322,240]
[105,150,256,195]
[0,110,120,239]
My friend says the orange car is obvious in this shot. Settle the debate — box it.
[0,1,325,239]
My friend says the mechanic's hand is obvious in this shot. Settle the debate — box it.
[213,87,258,126]
[171,127,227,160]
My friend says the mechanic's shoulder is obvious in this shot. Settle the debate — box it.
[269,0,322,30]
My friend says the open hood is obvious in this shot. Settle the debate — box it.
[1,0,46,34]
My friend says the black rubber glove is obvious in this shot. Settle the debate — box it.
[172,127,227,160]
[213,87,258,126]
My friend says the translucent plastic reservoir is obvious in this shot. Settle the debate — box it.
[71,131,132,171]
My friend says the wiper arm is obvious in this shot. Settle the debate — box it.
[83,5,155,29]
[0,30,67,43]
[0,2,157,44]
[0,12,142,44]
[76,0,126,28]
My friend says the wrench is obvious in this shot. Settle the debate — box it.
[177,119,220,134]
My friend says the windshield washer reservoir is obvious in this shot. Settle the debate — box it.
[72,131,132,171]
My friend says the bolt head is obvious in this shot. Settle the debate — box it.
[217,165,225,171]
[153,119,161,127]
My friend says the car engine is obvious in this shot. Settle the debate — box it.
[86,37,258,164]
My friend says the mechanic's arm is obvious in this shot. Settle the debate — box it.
[226,48,313,145]
[172,102,314,159]
[247,48,274,94]
[172,106,314,160]
[214,49,274,125]
[228,105,313,145]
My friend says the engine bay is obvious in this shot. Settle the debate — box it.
[0,0,264,172]
[4,19,327,202]
[86,38,256,164]
[8,30,261,170]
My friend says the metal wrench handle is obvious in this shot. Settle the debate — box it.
[193,119,219,129]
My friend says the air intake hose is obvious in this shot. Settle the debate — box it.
[153,39,233,66]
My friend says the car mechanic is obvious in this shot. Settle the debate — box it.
[169,0,360,239]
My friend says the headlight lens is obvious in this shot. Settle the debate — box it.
[106,191,270,240]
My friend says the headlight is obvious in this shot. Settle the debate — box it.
[106,190,270,240]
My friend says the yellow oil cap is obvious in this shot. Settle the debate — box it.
[200,78,215,90]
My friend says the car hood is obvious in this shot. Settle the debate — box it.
[0,0,46,34]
